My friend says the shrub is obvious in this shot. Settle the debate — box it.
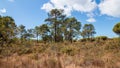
[18,48,32,55]
[80,38,87,42]
[112,37,120,41]
[60,45,78,56]
[32,46,46,53]
[105,40,120,50]
[95,36,108,41]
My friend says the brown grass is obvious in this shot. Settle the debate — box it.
[0,39,120,68]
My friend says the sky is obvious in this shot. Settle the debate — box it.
[0,0,120,38]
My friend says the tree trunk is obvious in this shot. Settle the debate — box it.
[37,32,38,43]
[55,24,57,42]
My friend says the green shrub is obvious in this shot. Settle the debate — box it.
[80,38,95,42]
[32,46,46,53]
[80,38,87,42]
[18,48,32,55]
[95,36,108,41]
[60,45,78,56]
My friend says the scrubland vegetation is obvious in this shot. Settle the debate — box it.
[0,38,120,68]
[0,9,120,68]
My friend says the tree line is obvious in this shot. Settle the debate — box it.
[0,9,120,46]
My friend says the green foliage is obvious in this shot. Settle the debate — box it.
[18,47,32,55]
[63,17,81,43]
[32,45,47,53]
[80,38,95,42]
[39,24,52,42]
[60,45,78,56]
[113,22,120,37]
[45,9,65,42]
[80,38,87,42]
[39,24,50,36]
[44,9,81,42]
[25,29,34,40]
[81,24,96,39]
[18,25,34,43]
[95,36,108,41]
[18,25,27,42]
[42,35,53,42]
[0,16,17,46]
[34,26,40,43]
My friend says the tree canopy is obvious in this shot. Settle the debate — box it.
[81,24,96,39]
[0,9,97,44]
[113,22,120,37]
[0,16,17,45]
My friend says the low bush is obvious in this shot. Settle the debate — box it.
[18,47,32,55]
[95,36,108,41]
[60,45,78,56]
[105,39,120,51]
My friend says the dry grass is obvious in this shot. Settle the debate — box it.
[0,39,120,68]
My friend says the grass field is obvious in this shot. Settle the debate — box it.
[0,38,120,68]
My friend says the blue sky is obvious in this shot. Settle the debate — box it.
[0,0,120,38]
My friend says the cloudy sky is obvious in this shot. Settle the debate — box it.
[0,0,120,38]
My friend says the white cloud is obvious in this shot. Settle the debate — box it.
[0,8,7,15]
[86,12,96,23]
[42,0,120,22]
[87,12,95,18]
[86,17,96,23]
[41,0,97,16]
[99,0,120,17]
[41,2,54,12]
[8,0,14,2]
